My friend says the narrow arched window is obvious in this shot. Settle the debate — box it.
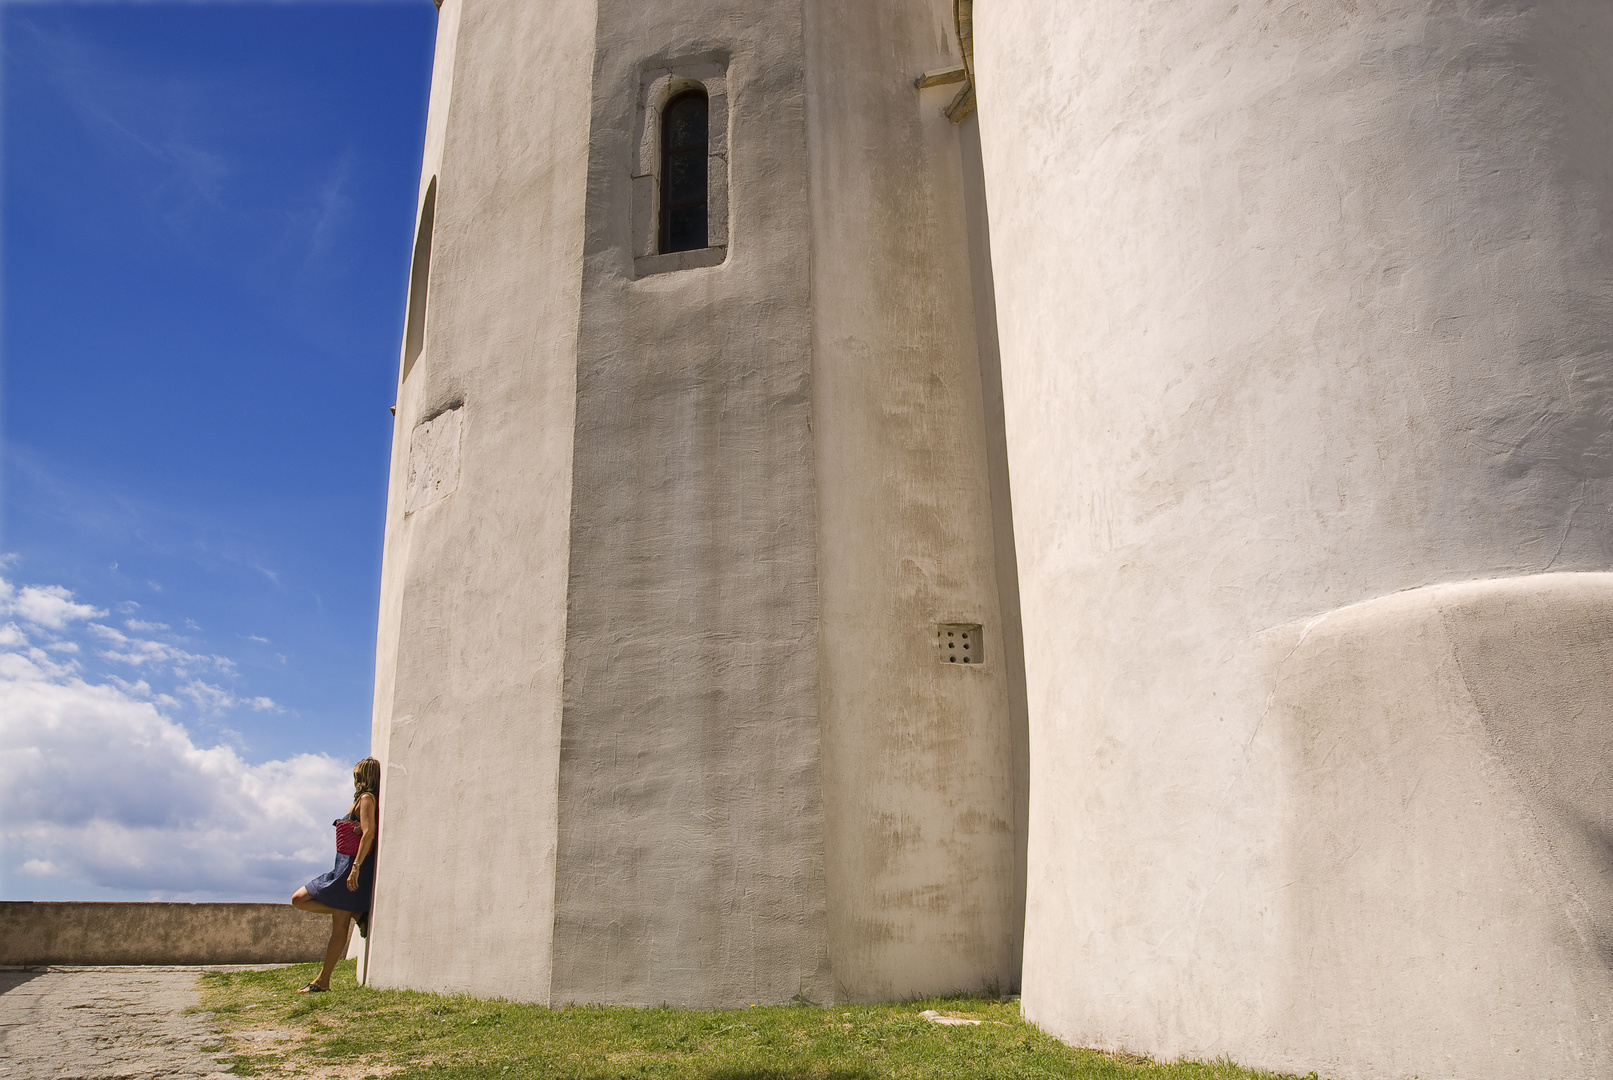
[401,177,437,383]
[660,90,709,253]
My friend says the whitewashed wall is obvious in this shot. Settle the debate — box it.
[973,2,1613,1076]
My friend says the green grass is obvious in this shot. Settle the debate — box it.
[197,961,1314,1080]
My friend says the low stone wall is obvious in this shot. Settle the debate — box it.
[0,902,331,966]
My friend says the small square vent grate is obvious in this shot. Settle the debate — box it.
[937,624,983,665]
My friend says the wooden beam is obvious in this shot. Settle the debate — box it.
[914,65,968,89]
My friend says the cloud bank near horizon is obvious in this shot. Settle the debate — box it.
[0,574,352,900]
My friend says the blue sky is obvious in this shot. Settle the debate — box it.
[1,1,438,900]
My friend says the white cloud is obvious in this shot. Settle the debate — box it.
[106,674,149,696]
[0,651,346,900]
[1,646,81,684]
[126,618,169,632]
[177,678,232,712]
[89,621,233,677]
[177,678,281,715]
[0,576,348,900]
[0,580,106,630]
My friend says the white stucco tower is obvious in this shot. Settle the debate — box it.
[366,0,1613,1075]
[365,0,1026,1007]
[969,2,1613,1078]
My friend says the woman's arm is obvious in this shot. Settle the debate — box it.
[345,793,378,892]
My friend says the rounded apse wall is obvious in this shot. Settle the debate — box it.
[972,2,1613,1076]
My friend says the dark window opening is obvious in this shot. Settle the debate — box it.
[659,90,709,254]
[402,177,437,382]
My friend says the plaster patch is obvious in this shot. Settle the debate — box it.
[405,406,463,514]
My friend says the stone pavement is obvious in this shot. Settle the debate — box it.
[0,966,243,1080]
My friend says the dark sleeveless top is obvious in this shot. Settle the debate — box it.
[302,797,377,914]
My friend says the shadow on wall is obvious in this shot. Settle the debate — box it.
[1575,814,1613,968]
[0,971,46,996]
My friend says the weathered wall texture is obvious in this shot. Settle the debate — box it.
[0,903,328,966]
[368,0,465,835]
[552,0,829,1008]
[804,0,1026,1000]
[368,0,1024,1007]
[972,1,1613,1076]
[366,0,596,1002]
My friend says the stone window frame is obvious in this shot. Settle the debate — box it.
[633,57,728,277]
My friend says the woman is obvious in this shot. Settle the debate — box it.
[291,756,379,992]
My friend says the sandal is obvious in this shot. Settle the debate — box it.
[296,982,328,994]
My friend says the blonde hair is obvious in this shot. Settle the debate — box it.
[350,757,380,818]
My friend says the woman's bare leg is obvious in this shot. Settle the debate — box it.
[291,889,345,915]
[303,912,352,991]
[292,886,342,916]
[291,888,352,990]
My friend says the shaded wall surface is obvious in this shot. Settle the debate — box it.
[553,0,829,1008]
[972,1,1613,1077]
[1,903,327,966]
[804,0,1026,1001]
